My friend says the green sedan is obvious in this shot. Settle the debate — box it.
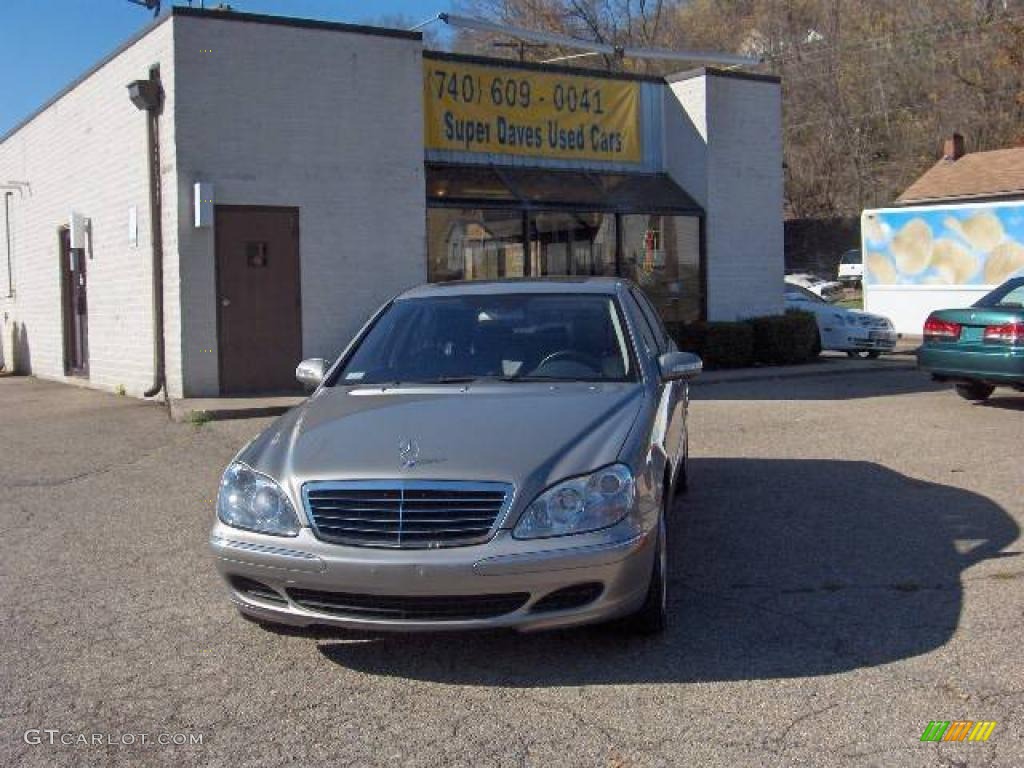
[918,277,1024,401]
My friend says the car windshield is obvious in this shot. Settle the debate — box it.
[841,250,861,264]
[785,284,826,303]
[332,293,638,385]
[974,278,1024,309]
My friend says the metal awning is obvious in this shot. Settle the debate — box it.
[426,163,703,215]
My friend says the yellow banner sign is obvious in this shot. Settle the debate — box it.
[423,59,642,163]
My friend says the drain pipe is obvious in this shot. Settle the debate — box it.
[128,67,166,400]
[4,191,12,298]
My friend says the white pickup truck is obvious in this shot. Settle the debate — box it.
[837,249,863,286]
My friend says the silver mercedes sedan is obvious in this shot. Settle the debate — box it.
[210,278,701,634]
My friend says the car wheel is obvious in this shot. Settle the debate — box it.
[955,382,995,402]
[866,351,881,359]
[629,510,668,635]
[810,332,822,358]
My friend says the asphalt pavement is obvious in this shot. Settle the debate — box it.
[0,370,1021,767]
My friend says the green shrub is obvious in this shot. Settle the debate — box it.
[703,322,755,368]
[668,310,819,369]
[747,310,819,365]
[667,320,754,369]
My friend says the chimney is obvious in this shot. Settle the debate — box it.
[943,133,965,162]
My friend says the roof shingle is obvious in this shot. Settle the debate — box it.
[897,146,1024,205]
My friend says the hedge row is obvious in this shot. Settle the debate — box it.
[666,310,819,369]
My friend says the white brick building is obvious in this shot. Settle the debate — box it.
[0,7,782,398]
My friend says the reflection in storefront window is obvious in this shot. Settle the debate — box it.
[529,212,616,277]
[427,208,702,323]
[620,214,701,324]
[427,209,524,282]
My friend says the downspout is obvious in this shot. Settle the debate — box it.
[128,67,166,399]
[4,192,12,298]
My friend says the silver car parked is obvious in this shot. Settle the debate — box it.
[210,278,701,633]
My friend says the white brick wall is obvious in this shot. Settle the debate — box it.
[665,71,784,321]
[0,19,178,396]
[172,15,426,396]
[0,15,784,398]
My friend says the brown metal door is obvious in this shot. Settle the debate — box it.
[60,228,89,375]
[215,206,302,394]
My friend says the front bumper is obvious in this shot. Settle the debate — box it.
[210,521,655,632]
[838,328,897,352]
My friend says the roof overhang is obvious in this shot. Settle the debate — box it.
[426,163,704,215]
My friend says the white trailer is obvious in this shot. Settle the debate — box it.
[861,200,1024,335]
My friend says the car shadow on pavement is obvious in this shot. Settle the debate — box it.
[314,458,1019,686]
[978,393,1024,411]
[693,370,949,401]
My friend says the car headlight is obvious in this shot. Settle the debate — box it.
[217,462,300,537]
[513,464,635,539]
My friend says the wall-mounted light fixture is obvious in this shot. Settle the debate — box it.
[194,182,214,228]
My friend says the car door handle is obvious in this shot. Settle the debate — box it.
[221,298,231,307]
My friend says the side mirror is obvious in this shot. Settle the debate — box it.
[658,351,702,381]
[295,358,328,390]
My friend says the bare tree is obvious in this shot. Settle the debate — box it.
[452,0,1024,216]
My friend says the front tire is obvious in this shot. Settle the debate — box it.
[955,382,994,402]
[629,512,668,635]
[810,332,822,359]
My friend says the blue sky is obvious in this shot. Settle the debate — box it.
[0,0,454,136]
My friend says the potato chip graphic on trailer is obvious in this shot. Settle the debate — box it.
[862,215,891,246]
[945,212,1004,253]
[889,218,932,275]
[930,239,978,284]
[865,252,898,284]
[985,241,1024,284]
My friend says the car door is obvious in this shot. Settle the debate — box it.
[629,287,687,480]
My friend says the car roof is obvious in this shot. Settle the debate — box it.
[397,277,628,300]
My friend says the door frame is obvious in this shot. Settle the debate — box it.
[58,226,89,377]
[213,204,302,395]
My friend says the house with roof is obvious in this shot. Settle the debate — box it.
[898,134,1024,206]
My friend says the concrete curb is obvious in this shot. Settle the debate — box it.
[169,397,304,423]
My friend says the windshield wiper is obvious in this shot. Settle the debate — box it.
[497,375,592,383]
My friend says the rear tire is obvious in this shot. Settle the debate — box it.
[955,382,994,402]
[629,512,668,635]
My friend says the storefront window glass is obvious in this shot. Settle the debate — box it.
[619,214,701,324]
[427,207,702,322]
[427,208,525,282]
[528,212,616,277]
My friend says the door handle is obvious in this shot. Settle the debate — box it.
[221,298,231,307]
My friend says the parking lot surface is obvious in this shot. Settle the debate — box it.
[1,371,1021,767]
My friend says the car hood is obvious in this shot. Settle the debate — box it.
[239,382,645,519]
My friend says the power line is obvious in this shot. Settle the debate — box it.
[784,82,1023,130]
[761,10,1024,66]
